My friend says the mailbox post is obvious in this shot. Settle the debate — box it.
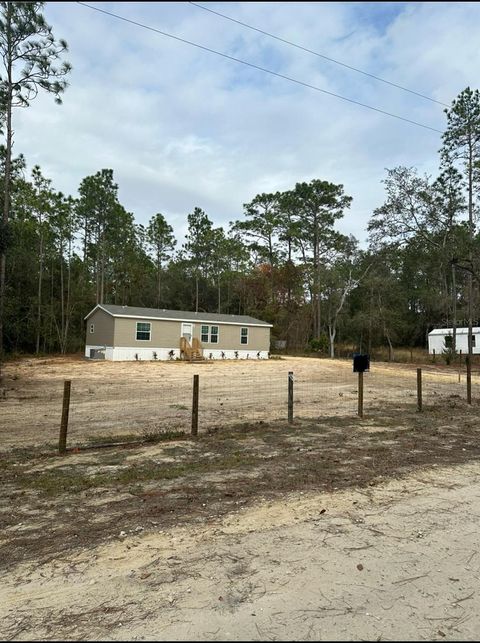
[353,354,370,418]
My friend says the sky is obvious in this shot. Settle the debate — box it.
[12,1,480,245]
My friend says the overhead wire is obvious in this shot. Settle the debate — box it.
[189,1,450,109]
[76,2,443,134]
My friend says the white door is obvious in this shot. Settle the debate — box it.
[181,323,193,343]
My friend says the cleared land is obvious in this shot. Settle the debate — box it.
[0,355,477,449]
[2,356,480,640]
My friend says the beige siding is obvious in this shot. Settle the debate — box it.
[89,312,271,351]
[86,309,115,346]
[193,322,270,351]
[114,318,182,348]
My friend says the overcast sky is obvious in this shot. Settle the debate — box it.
[12,1,480,245]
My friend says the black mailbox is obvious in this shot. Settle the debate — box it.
[353,353,370,373]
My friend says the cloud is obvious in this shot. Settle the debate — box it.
[11,1,480,246]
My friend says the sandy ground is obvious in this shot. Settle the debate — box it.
[2,355,480,641]
[0,355,474,449]
[2,461,480,641]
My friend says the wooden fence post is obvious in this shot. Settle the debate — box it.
[466,356,472,405]
[357,371,364,418]
[59,380,71,455]
[433,348,436,363]
[288,371,294,423]
[417,368,422,412]
[191,374,199,436]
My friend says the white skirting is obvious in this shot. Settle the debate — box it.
[201,349,268,360]
[85,345,269,361]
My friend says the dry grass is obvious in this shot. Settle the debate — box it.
[2,394,480,571]
[2,354,479,452]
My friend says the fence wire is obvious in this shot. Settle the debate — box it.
[200,375,287,428]
[69,376,194,442]
[294,369,357,418]
[4,359,480,451]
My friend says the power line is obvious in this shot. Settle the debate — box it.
[189,1,450,109]
[76,2,443,134]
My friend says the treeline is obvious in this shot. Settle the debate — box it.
[1,5,479,359]
[4,87,480,358]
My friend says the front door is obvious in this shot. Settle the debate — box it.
[181,323,193,343]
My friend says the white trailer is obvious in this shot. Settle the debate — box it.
[428,327,480,354]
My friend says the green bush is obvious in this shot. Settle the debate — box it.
[442,335,457,365]
[308,334,329,354]
[442,346,457,365]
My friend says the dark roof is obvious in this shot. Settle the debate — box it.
[87,304,273,327]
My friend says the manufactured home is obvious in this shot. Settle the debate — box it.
[84,304,272,361]
[428,327,480,354]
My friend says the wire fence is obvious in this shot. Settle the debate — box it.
[3,358,480,452]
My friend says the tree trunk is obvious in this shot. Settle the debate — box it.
[195,273,199,312]
[467,140,474,366]
[0,4,12,371]
[268,235,275,305]
[451,262,457,354]
[63,233,72,354]
[35,215,44,354]
[60,239,64,348]
[385,327,394,361]
[95,224,100,304]
[287,237,292,308]
[46,258,54,353]
[328,325,335,358]
[157,256,161,308]
[367,286,373,355]
[100,237,105,305]
[313,216,320,337]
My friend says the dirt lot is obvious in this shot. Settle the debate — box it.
[0,355,475,449]
[2,356,480,640]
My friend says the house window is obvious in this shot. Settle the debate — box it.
[210,326,219,344]
[136,322,151,341]
[472,334,476,348]
[200,325,220,343]
[241,327,248,345]
[89,323,95,334]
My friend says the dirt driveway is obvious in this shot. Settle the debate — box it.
[2,386,480,640]
[2,462,480,641]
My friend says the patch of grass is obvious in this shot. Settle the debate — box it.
[169,403,189,410]
[0,445,56,472]
[83,429,189,448]
[101,453,129,466]
[85,434,141,446]
[11,450,260,497]
[16,469,96,496]
[163,445,191,457]
[141,428,189,443]
[6,400,480,573]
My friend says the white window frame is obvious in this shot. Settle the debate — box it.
[89,323,95,334]
[181,322,193,342]
[201,325,209,343]
[210,325,219,344]
[136,321,151,341]
[240,327,248,345]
